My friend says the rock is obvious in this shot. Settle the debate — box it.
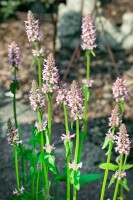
[121,12,133,35]
[122,34,133,50]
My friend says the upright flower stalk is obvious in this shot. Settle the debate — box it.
[7,119,22,191]
[67,81,84,200]
[8,41,26,187]
[78,13,96,162]
[100,77,128,200]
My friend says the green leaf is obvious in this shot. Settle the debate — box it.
[80,174,102,186]
[102,136,109,149]
[108,175,115,188]
[90,50,95,57]
[99,163,118,171]
[10,80,20,94]
[51,172,66,182]
[122,164,133,170]
[37,152,44,163]
[30,56,36,67]
[70,170,80,190]
[119,101,124,114]
[44,152,57,174]
[120,178,130,191]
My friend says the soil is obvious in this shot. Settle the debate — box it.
[0,1,133,199]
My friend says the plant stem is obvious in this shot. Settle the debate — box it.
[100,128,115,200]
[36,171,40,200]
[113,154,123,200]
[73,120,80,200]
[47,95,52,142]
[63,103,70,200]
[14,148,20,191]
[86,50,90,80]
[34,42,42,88]
[37,109,49,199]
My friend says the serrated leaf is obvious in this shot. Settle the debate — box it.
[38,152,44,163]
[51,172,66,182]
[99,163,118,171]
[30,56,36,67]
[64,140,73,160]
[122,164,133,170]
[10,80,20,94]
[80,174,102,186]
[120,178,130,191]
[102,136,109,149]
[108,175,115,188]
[44,153,57,174]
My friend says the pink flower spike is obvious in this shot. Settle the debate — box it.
[82,79,94,87]
[69,161,82,171]
[43,144,55,153]
[61,133,75,141]
[67,81,84,120]
[42,53,59,94]
[8,41,20,67]
[108,105,121,127]
[112,77,128,102]
[29,80,45,111]
[106,131,115,142]
[115,124,131,156]
[7,119,22,147]
[25,11,41,43]
[56,83,68,105]
[81,14,97,51]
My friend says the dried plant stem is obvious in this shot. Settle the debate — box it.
[63,103,70,200]
[73,120,80,200]
[38,109,49,198]
[14,148,20,191]
[34,42,42,88]
[113,154,123,200]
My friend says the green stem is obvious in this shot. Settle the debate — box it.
[113,154,123,200]
[100,128,115,200]
[37,109,49,198]
[100,143,112,200]
[34,42,42,88]
[36,172,40,200]
[63,103,70,200]
[48,95,52,142]
[78,87,90,162]
[73,120,80,200]
[86,50,90,80]
[31,177,34,198]
[14,148,20,191]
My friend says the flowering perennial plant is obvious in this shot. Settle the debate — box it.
[6,10,132,200]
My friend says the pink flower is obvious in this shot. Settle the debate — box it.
[43,144,55,153]
[108,105,121,127]
[29,80,45,111]
[115,124,131,156]
[25,11,41,43]
[7,119,22,147]
[56,83,68,105]
[42,53,59,94]
[114,171,126,180]
[81,14,97,51]
[35,120,47,131]
[68,81,84,120]
[61,133,75,141]
[32,48,44,57]
[112,77,128,102]
[69,161,82,171]
[8,41,20,67]
[82,79,94,87]
[106,131,115,141]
